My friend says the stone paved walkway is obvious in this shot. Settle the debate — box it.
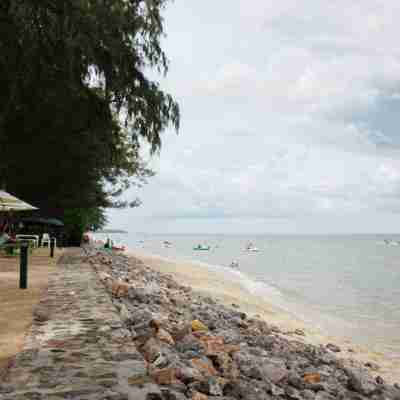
[0,248,155,400]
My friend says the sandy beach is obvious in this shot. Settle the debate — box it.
[128,249,400,384]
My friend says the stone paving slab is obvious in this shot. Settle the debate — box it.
[0,249,151,400]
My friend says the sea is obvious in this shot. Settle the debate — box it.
[102,233,400,360]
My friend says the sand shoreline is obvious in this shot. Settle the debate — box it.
[128,248,400,384]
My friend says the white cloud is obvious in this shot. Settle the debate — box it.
[109,0,400,233]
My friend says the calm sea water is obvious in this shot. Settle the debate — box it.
[106,233,400,358]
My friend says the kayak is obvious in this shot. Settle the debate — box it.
[193,245,210,251]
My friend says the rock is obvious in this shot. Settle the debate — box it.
[118,358,150,387]
[142,390,163,400]
[98,271,112,282]
[134,323,154,344]
[192,392,209,400]
[259,360,288,384]
[199,336,225,356]
[381,384,400,399]
[176,334,203,355]
[234,352,287,384]
[315,392,335,400]
[285,386,303,399]
[150,319,163,331]
[170,295,187,309]
[218,329,242,344]
[201,377,223,396]
[111,281,131,297]
[347,348,355,353]
[150,367,178,385]
[326,343,341,353]
[270,383,285,396]
[302,389,316,399]
[33,308,50,322]
[303,372,321,384]
[160,388,187,400]
[224,344,241,355]
[142,338,163,363]
[156,328,175,346]
[346,365,377,395]
[250,335,275,350]
[224,379,273,400]
[231,316,248,329]
[250,319,273,335]
[168,381,188,394]
[319,352,336,365]
[295,328,305,336]
[177,365,204,383]
[131,309,153,326]
[128,374,151,386]
[152,352,170,369]
[128,286,158,303]
[192,320,208,332]
[190,358,218,377]
[211,352,239,380]
[287,371,306,390]
[120,303,132,324]
[365,361,380,371]
[172,324,192,342]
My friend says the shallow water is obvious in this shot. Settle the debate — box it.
[102,233,400,359]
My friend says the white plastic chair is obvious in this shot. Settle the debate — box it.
[42,233,50,248]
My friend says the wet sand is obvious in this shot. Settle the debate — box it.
[128,249,400,384]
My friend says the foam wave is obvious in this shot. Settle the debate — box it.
[169,255,284,301]
[128,247,283,300]
[211,264,283,298]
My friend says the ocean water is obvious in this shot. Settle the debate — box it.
[106,233,400,359]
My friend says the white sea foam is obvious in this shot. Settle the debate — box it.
[199,260,283,299]
[128,247,283,299]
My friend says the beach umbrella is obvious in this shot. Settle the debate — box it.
[0,190,37,212]
[21,217,64,227]
[46,218,64,227]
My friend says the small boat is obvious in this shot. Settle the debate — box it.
[229,260,239,269]
[193,244,210,251]
[112,244,126,252]
[163,240,172,248]
[245,242,260,252]
[384,239,399,246]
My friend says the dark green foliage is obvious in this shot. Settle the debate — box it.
[0,0,179,242]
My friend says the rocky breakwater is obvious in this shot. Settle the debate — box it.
[89,249,400,400]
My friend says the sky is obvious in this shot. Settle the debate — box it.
[108,0,400,234]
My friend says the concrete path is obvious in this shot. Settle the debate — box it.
[0,249,151,400]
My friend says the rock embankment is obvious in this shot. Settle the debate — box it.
[1,247,399,400]
[91,249,400,400]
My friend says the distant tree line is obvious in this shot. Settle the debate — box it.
[0,1,179,243]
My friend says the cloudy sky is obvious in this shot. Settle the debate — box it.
[108,0,400,234]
